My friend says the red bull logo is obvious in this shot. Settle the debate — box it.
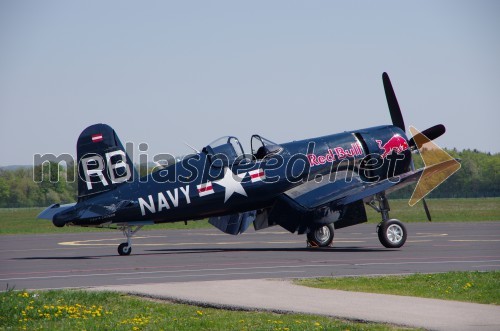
[376,135,409,158]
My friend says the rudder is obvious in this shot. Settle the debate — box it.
[77,123,137,200]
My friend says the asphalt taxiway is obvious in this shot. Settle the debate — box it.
[1,222,499,290]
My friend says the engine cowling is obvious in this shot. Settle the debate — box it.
[356,126,412,183]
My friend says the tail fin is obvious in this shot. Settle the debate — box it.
[77,124,137,200]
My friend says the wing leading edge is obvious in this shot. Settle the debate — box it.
[284,168,424,211]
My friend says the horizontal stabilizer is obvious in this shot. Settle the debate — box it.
[37,203,76,220]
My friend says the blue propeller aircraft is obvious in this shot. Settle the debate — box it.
[38,73,454,255]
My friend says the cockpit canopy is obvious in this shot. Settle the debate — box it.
[203,136,245,167]
[203,135,282,167]
[250,134,283,160]
[207,136,244,158]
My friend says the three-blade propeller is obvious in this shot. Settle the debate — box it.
[382,72,446,221]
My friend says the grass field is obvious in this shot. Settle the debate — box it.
[366,197,500,223]
[0,290,416,331]
[296,271,500,305]
[0,198,498,235]
[0,208,210,235]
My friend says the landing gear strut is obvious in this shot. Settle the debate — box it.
[307,223,334,247]
[117,225,144,256]
[367,193,407,248]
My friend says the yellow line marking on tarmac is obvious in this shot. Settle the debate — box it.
[267,240,365,244]
[331,240,365,243]
[413,233,448,238]
[447,234,500,237]
[59,236,164,244]
[59,239,368,247]
[257,231,291,235]
[60,241,256,247]
[415,233,441,235]
[449,240,500,242]
[59,240,300,247]
[57,232,447,246]
[56,232,451,247]
[185,233,227,236]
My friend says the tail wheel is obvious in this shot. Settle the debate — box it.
[116,225,143,256]
[377,219,407,248]
[118,242,132,256]
[307,223,334,247]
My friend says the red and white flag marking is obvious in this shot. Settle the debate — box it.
[197,181,214,197]
[91,134,103,143]
[249,169,265,182]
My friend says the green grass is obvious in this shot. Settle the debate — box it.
[296,271,500,305]
[0,198,498,235]
[0,208,211,235]
[367,198,500,223]
[0,289,416,331]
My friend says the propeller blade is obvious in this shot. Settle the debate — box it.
[382,72,405,131]
[422,198,432,222]
[409,124,446,149]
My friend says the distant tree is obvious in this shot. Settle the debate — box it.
[0,175,9,202]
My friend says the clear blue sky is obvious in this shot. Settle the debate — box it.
[1,0,499,166]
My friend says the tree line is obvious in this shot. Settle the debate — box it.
[390,149,500,199]
[0,149,498,208]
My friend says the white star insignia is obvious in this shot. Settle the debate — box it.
[214,168,247,203]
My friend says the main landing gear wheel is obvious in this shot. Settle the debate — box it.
[118,242,131,256]
[367,192,408,249]
[377,219,407,248]
[307,223,334,247]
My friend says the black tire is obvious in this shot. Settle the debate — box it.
[118,242,132,256]
[307,223,334,247]
[377,219,407,248]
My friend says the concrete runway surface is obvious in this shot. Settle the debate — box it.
[1,222,499,290]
